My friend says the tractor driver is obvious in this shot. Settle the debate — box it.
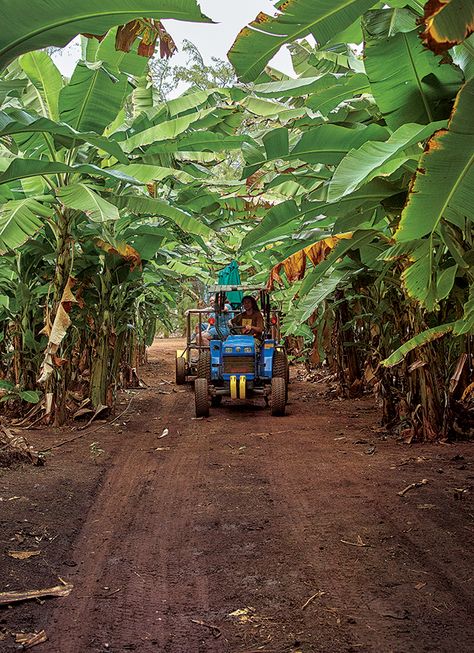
[230,295,264,338]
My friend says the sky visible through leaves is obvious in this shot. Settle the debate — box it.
[53,0,294,81]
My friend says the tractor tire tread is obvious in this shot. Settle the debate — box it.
[195,378,209,417]
[273,349,288,378]
[271,376,286,416]
[175,356,186,385]
[197,350,211,381]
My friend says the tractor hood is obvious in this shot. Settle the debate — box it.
[222,335,255,352]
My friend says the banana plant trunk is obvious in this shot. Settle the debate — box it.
[49,208,73,425]
[90,273,112,408]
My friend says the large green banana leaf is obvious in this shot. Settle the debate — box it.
[120,107,223,152]
[59,62,129,134]
[19,51,63,121]
[364,11,463,130]
[0,1,210,70]
[304,73,371,116]
[112,195,214,238]
[249,76,351,100]
[0,109,128,163]
[0,198,53,253]
[228,0,377,82]
[166,89,229,118]
[0,159,140,187]
[289,268,351,326]
[396,76,474,241]
[382,322,456,367]
[243,123,388,178]
[328,121,447,201]
[289,123,388,165]
[58,184,120,222]
[140,133,251,157]
[111,164,195,184]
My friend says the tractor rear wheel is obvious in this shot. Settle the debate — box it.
[271,376,286,416]
[175,356,186,385]
[197,349,211,381]
[195,378,209,417]
[273,349,289,401]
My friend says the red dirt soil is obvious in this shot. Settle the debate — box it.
[1,338,473,653]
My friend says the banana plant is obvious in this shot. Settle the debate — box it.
[229,0,473,440]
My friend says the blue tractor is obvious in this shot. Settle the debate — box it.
[194,285,288,417]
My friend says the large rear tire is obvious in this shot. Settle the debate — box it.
[273,349,289,401]
[195,378,209,417]
[197,349,211,381]
[272,349,287,378]
[271,376,286,416]
[175,356,186,385]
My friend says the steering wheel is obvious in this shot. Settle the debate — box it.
[230,324,248,335]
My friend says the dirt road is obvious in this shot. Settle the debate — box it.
[1,339,473,652]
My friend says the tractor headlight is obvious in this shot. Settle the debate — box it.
[224,347,232,353]
[244,347,252,353]
[235,347,241,352]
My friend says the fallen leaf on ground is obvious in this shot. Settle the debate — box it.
[228,607,256,623]
[7,550,40,560]
[158,428,169,438]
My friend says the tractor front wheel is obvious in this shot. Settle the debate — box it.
[175,356,186,385]
[195,378,210,417]
[271,376,286,416]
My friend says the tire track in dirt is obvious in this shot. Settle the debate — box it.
[47,351,221,652]
[39,339,473,653]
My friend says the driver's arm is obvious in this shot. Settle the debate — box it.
[248,313,264,336]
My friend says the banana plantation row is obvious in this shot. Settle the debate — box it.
[0,1,472,440]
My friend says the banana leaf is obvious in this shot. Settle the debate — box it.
[19,51,63,121]
[305,73,371,116]
[59,62,130,134]
[382,323,455,367]
[364,11,463,130]
[112,195,214,238]
[421,0,474,54]
[0,109,128,163]
[396,77,474,241]
[58,183,120,222]
[328,121,446,201]
[0,198,53,253]
[0,159,141,187]
[228,0,377,82]
[0,1,210,70]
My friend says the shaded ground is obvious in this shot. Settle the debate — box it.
[1,338,473,652]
